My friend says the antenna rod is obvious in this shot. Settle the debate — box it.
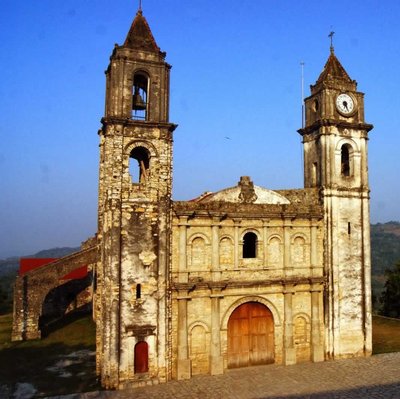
[300,61,305,128]
[139,0,142,11]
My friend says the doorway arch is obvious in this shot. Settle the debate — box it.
[227,302,274,368]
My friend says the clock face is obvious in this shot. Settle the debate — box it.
[336,93,355,115]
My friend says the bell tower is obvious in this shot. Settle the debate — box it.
[96,8,176,388]
[299,44,373,359]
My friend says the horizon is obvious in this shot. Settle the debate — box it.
[1,0,400,258]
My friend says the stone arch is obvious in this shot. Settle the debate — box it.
[188,321,210,375]
[336,137,359,153]
[221,296,281,330]
[240,228,261,241]
[226,301,275,368]
[293,312,311,362]
[124,140,158,158]
[132,70,150,120]
[240,229,261,259]
[291,234,307,265]
[336,138,358,178]
[125,141,157,185]
[219,235,234,266]
[11,246,98,341]
[134,340,149,373]
[187,232,211,246]
[188,233,210,270]
[267,235,283,265]
[39,272,93,335]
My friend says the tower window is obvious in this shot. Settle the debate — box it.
[243,232,257,258]
[341,144,351,177]
[132,73,148,120]
[129,146,150,184]
[136,284,141,299]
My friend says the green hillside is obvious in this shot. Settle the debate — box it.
[371,222,400,303]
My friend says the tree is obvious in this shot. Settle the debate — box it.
[380,261,400,318]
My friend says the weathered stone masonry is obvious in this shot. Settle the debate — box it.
[12,7,373,392]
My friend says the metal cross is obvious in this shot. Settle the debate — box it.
[328,31,335,50]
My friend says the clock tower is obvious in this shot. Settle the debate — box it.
[299,46,373,358]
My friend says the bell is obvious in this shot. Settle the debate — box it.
[132,91,147,111]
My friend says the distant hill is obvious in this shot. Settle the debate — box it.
[371,221,400,301]
[0,247,80,278]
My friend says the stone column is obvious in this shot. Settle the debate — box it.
[11,276,25,341]
[179,217,188,283]
[209,283,225,375]
[177,286,191,380]
[263,221,269,266]
[283,218,293,277]
[310,219,320,277]
[211,218,220,281]
[283,285,296,365]
[311,284,324,362]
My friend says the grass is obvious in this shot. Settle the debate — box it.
[372,314,400,354]
[0,313,399,397]
[0,311,99,397]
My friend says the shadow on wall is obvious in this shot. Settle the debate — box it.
[39,272,93,337]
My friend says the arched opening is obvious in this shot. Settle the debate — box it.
[227,302,274,368]
[132,72,148,120]
[341,144,351,177]
[129,146,150,184]
[294,315,311,362]
[134,341,149,373]
[243,232,257,258]
[39,272,93,337]
[190,325,210,375]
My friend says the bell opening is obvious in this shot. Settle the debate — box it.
[132,73,148,120]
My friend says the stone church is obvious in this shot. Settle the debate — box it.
[12,6,373,391]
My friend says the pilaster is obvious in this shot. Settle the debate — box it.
[177,287,192,380]
[283,285,296,365]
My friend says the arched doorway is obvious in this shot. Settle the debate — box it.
[134,341,149,373]
[227,302,274,368]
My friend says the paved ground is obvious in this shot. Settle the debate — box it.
[57,352,400,399]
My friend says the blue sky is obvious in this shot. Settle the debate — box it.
[1,0,399,258]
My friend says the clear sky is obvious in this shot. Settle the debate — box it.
[1,0,399,258]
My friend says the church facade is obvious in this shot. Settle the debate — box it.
[95,9,373,389]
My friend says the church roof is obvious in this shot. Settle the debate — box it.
[193,176,290,205]
[316,49,353,84]
[124,10,160,52]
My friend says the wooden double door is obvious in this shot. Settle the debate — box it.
[227,302,274,368]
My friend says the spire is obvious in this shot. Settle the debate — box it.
[124,9,160,52]
[315,50,353,85]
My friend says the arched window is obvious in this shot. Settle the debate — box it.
[129,146,150,184]
[132,72,148,120]
[341,144,351,177]
[134,341,149,373]
[243,232,257,258]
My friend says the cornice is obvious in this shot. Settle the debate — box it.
[298,119,373,136]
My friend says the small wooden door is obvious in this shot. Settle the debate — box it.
[227,302,274,368]
[134,341,149,373]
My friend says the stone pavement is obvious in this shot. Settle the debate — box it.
[60,352,400,399]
